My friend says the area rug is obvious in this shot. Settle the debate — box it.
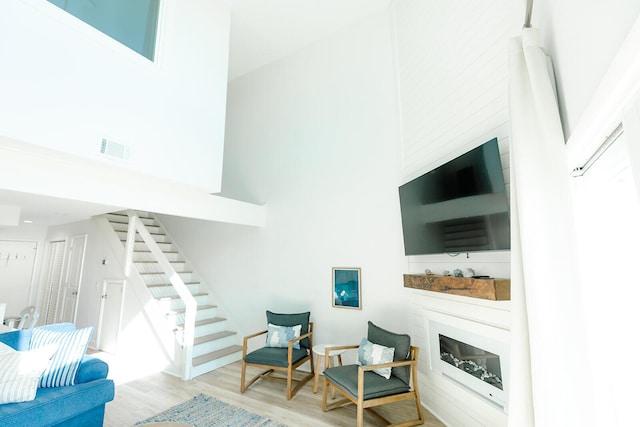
[135,393,287,427]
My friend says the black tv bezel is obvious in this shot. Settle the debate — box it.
[398,138,510,256]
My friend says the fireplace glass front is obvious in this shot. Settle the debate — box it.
[439,334,503,391]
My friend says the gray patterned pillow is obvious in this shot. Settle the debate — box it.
[357,337,395,379]
[265,323,302,349]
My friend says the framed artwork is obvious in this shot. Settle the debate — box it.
[332,267,361,309]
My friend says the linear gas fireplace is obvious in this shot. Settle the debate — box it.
[428,318,510,412]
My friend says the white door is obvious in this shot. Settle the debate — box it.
[58,235,87,324]
[97,280,124,354]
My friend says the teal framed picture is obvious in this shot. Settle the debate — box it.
[332,267,361,309]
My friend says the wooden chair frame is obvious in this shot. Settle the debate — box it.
[322,345,424,427]
[240,322,314,400]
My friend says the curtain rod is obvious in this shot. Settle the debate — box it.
[523,0,533,28]
[571,123,624,177]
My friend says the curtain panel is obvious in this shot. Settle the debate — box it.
[507,28,594,426]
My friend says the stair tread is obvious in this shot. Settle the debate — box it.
[193,331,236,345]
[192,345,242,367]
[147,282,199,288]
[167,304,217,315]
[134,250,179,254]
[157,293,207,300]
[139,271,193,275]
[176,317,226,329]
[134,260,185,264]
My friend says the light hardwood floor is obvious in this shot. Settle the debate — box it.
[103,359,445,426]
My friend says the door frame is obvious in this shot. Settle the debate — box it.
[95,279,125,352]
[57,234,87,324]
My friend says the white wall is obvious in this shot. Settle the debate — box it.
[0,0,230,192]
[390,1,519,424]
[159,9,408,349]
[534,0,640,138]
[391,0,519,279]
[0,224,48,314]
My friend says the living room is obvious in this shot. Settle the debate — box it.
[1,0,640,426]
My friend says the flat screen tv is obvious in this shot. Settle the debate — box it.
[398,138,510,255]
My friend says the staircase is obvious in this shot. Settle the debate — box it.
[104,211,242,379]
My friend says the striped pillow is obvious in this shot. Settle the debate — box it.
[0,342,58,403]
[29,327,93,388]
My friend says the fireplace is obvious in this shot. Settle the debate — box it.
[428,317,510,412]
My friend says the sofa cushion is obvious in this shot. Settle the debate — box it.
[0,329,32,352]
[324,365,410,400]
[0,343,58,404]
[29,327,93,388]
[244,347,309,367]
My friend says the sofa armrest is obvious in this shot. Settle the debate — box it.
[75,355,109,384]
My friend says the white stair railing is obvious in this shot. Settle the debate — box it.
[124,211,196,380]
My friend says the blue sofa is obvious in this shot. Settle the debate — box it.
[0,323,115,427]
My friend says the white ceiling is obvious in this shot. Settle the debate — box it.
[226,0,391,80]
[0,189,119,228]
[2,0,392,227]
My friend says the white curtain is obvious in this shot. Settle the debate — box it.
[508,28,594,426]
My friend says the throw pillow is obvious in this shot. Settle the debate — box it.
[357,337,395,379]
[266,311,311,349]
[29,326,93,388]
[367,321,411,384]
[0,342,58,404]
[265,323,302,349]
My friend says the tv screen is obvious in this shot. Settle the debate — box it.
[398,138,510,255]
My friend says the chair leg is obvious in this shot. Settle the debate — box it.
[240,361,247,393]
[286,365,293,400]
[357,404,364,427]
[322,376,329,411]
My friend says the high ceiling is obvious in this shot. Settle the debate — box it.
[2,0,391,227]
[226,0,391,80]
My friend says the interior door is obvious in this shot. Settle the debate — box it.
[97,280,124,353]
[58,235,87,324]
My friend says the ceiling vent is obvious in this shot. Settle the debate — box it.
[99,137,129,161]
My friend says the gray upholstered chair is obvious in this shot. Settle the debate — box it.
[322,321,424,427]
[240,310,314,400]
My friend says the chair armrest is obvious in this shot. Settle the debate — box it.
[323,344,358,368]
[286,329,314,362]
[242,329,268,357]
[358,357,416,373]
[324,344,359,354]
[75,355,109,384]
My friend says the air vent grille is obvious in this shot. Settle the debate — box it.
[99,137,129,161]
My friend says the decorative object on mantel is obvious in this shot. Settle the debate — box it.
[453,269,463,277]
[463,268,475,278]
[442,270,450,276]
[403,274,510,301]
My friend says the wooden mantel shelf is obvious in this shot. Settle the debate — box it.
[403,274,510,301]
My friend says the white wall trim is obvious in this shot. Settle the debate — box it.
[566,13,640,167]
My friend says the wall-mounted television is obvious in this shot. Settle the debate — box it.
[398,138,510,255]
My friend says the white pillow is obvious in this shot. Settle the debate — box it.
[357,337,395,379]
[265,323,302,349]
[29,327,93,387]
[0,342,58,404]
